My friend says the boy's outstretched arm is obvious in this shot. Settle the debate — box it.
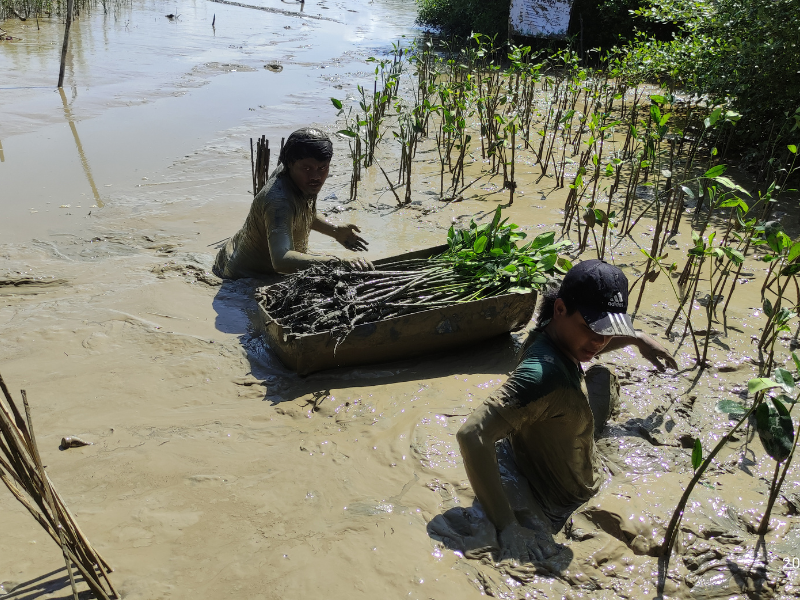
[600,331,678,371]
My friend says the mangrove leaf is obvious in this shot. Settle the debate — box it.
[716,399,747,418]
[755,399,795,462]
[773,367,795,392]
[703,164,727,178]
[691,439,703,471]
[748,377,781,395]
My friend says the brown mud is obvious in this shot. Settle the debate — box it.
[1,1,799,598]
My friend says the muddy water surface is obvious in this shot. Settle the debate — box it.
[2,1,800,599]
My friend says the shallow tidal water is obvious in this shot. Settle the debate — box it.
[2,1,800,599]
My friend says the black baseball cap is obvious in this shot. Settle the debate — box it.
[558,260,636,337]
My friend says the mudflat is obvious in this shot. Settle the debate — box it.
[2,1,798,598]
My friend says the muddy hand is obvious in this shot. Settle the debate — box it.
[636,331,678,371]
[348,258,374,271]
[498,521,557,563]
[334,224,369,252]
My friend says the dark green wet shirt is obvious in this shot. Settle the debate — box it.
[486,331,600,522]
[213,164,316,279]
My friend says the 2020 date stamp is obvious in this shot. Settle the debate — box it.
[785,557,799,570]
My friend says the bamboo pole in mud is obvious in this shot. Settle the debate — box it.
[0,373,118,599]
[22,390,80,600]
[57,0,75,88]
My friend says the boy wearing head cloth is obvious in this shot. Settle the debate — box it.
[457,260,677,562]
[214,127,371,278]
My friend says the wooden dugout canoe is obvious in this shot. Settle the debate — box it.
[255,245,537,375]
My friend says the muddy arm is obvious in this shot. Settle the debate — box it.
[311,214,338,237]
[456,403,516,530]
[599,331,677,371]
[268,221,334,274]
[264,199,335,274]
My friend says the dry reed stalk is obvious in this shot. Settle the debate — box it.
[0,372,117,599]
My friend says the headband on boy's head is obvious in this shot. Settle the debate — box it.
[558,259,636,337]
[279,127,333,166]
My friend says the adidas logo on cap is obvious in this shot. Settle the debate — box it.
[607,291,624,308]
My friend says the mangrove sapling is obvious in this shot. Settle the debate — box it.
[537,85,566,183]
[356,84,386,168]
[563,152,592,235]
[751,362,799,536]
[506,118,517,205]
[696,231,746,368]
[707,205,754,325]
[658,375,785,564]
[586,113,611,207]
[516,58,543,148]
[410,40,436,107]
[720,208,760,318]
[759,284,799,363]
[641,249,702,361]
[660,243,706,359]
[671,106,727,228]
[331,99,363,201]
[620,131,645,234]
[624,96,671,238]
[632,161,744,319]
[536,76,560,179]
[722,150,799,319]
[598,160,624,260]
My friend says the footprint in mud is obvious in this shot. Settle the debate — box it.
[151,253,221,286]
[141,233,181,255]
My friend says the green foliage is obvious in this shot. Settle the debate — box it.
[623,0,800,146]
[691,438,703,471]
[748,378,783,395]
[756,398,795,462]
[716,399,747,419]
[415,0,508,40]
[416,0,673,51]
[569,0,675,51]
[442,206,572,293]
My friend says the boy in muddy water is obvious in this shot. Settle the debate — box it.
[457,260,678,563]
[213,127,372,278]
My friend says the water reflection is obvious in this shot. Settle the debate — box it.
[58,87,102,207]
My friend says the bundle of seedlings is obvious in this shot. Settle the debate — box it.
[0,372,118,600]
[259,207,571,344]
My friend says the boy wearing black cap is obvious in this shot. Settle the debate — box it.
[214,127,371,278]
[457,260,677,562]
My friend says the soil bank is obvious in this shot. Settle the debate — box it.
[1,1,799,598]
